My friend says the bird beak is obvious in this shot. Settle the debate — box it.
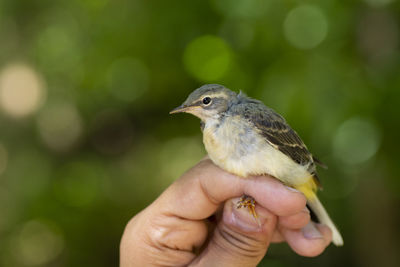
[169,104,189,114]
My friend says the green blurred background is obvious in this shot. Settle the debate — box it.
[0,0,399,266]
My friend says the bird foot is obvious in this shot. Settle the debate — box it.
[236,195,261,226]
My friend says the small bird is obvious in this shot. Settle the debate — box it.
[170,84,343,246]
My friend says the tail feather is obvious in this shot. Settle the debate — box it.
[307,196,343,246]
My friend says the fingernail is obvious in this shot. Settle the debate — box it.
[284,185,300,193]
[302,222,323,239]
[302,207,310,214]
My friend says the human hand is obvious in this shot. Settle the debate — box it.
[120,159,332,266]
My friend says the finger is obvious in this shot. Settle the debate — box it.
[158,159,307,220]
[271,208,311,244]
[278,207,310,230]
[121,211,208,267]
[190,198,277,266]
[271,229,285,243]
[280,222,332,257]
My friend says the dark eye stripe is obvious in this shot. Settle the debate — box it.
[203,97,226,110]
[192,100,203,106]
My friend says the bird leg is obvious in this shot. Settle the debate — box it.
[236,195,261,226]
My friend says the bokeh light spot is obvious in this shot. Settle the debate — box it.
[333,117,381,165]
[34,24,81,73]
[0,63,46,118]
[283,5,328,49]
[183,35,232,81]
[107,58,149,102]
[12,220,64,266]
[37,101,83,152]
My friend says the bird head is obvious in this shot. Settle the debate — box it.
[170,84,237,121]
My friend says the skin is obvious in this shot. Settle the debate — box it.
[120,159,332,267]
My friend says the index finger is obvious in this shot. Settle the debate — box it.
[155,159,307,219]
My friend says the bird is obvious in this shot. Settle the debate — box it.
[169,84,343,246]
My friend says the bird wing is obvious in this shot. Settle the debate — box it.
[231,99,322,187]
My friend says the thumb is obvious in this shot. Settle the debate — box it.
[191,198,277,267]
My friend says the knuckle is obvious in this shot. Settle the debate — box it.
[125,213,196,266]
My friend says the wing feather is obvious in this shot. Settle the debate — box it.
[230,96,322,187]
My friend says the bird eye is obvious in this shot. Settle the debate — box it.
[202,97,211,105]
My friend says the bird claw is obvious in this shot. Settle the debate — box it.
[236,195,261,226]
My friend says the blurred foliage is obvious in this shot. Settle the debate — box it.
[0,0,399,266]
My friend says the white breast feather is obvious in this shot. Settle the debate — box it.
[203,116,311,185]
